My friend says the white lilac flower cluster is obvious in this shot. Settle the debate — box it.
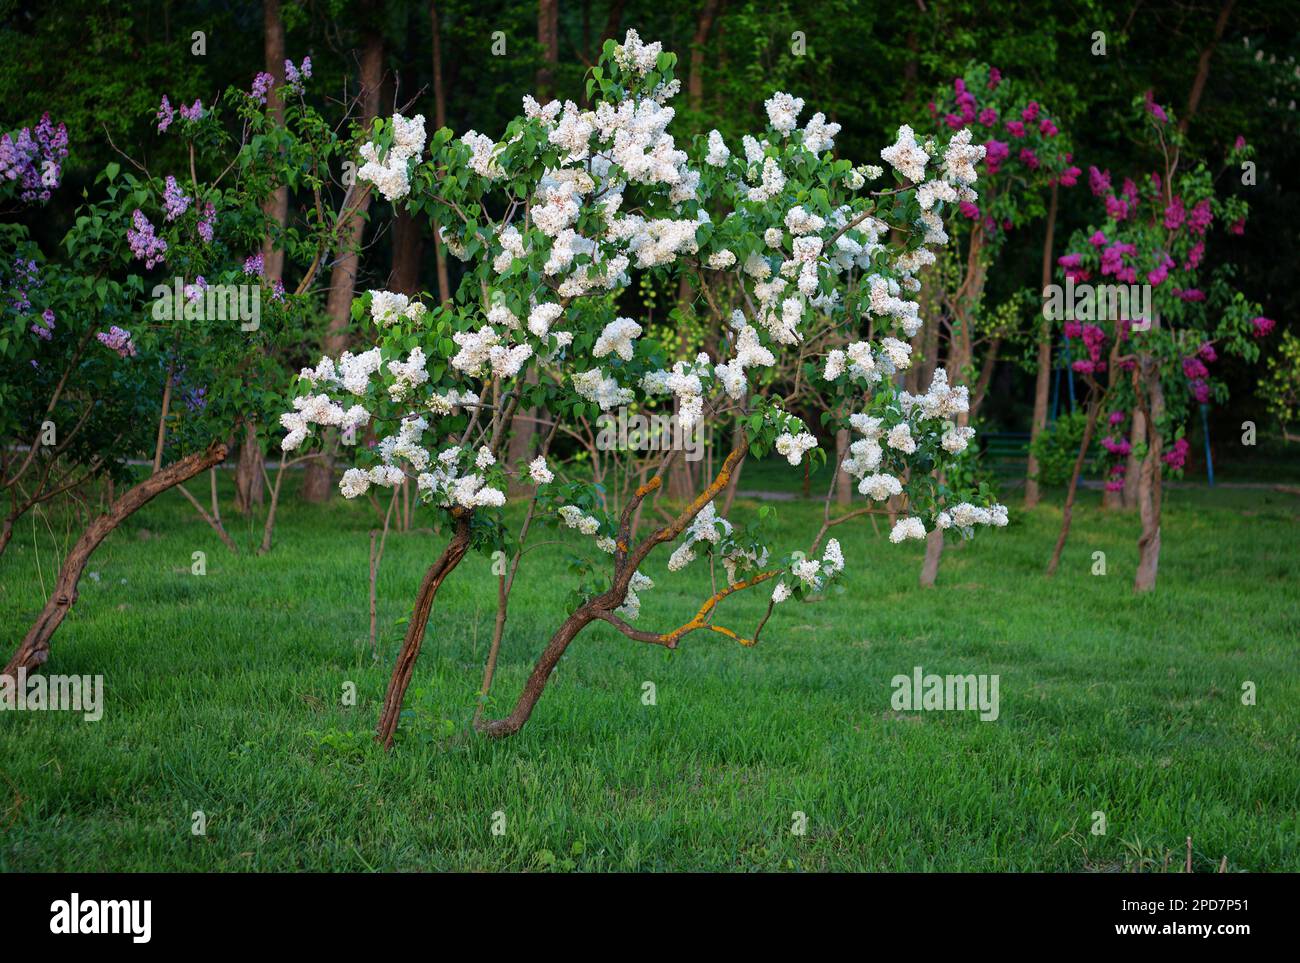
[936,502,1009,534]
[558,504,617,554]
[664,504,773,593]
[615,570,656,620]
[640,354,712,428]
[402,444,507,510]
[358,113,426,201]
[279,392,370,452]
[775,430,818,466]
[370,291,427,327]
[527,456,554,485]
[770,538,844,604]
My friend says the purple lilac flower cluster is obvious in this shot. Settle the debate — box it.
[163,175,191,221]
[0,113,69,202]
[127,210,168,268]
[158,96,204,132]
[198,202,216,243]
[96,325,137,358]
[284,57,312,89]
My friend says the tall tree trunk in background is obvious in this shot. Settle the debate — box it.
[301,25,385,503]
[430,0,451,306]
[390,210,424,294]
[1180,0,1235,135]
[388,10,424,298]
[536,0,559,97]
[507,0,561,484]
[666,0,721,502]
[1101,354,1125,510]
[599,0,626,51]
[235,0,287,515]
[260,0,288,282]
[234,420,264,514]
[688,0,720,113]
[1024,181,1058,509]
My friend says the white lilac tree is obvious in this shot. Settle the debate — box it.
[281,32,1008,748]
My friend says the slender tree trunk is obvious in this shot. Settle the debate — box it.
[919,528,944,587]
[688,0,721,113]
[1122,408,1146,509]
[430,0,451,306]
[375,512,472,748]
[919,257,982,588]
[1180,0,1236,135]
[261,0,289,282]
[302,25,384,503]
[390,209,423,295]
[536,0,559,98]
[1046,392,1099,575]
[506,376,539,495]
[1025,181,1059,509]
[834,428,851,506]
[968,337,1001,419]
[1134,356,1166,592]
[4,443,227,678]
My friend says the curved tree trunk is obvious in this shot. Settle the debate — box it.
[476,606,597,739]
[375,512,472,748]
[1046,393,1099,575]
[4,442,227,678]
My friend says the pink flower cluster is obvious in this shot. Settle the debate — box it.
[1102,410,1131,491]
[1144,90,1169,124]
[1100,241,1139,283]
[1162,437,1190,471]
[1064,322,1107,374]
[933,68,1076,199]
[1182,352,1212,403]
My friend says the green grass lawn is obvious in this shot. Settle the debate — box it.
[1,468,1297,872]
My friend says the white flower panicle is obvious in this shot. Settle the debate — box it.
[358,113,427,201]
